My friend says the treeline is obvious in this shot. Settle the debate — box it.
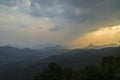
[33,56,120,80]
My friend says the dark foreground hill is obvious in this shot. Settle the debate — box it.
[0,46,120,80]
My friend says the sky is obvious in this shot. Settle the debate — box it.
[0,0,120,48]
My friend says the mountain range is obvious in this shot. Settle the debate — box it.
[0,45,120,80]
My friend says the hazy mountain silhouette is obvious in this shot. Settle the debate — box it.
[86,43,118,49]
[0,46,120,80]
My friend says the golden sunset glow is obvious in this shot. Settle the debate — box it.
[69,25,120,49]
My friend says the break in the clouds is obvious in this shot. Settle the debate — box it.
[0,0,120,48]
[69,25,120,49]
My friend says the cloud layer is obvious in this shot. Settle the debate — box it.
[0,0,120,48]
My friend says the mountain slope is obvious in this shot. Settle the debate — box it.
[0,46,44,69]
[1,46,120,80]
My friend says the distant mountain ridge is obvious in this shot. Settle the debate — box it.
[0,45,68,68]
[0,46,43,66]
[86,43,118,49]
[31,44,63,50]
[0,45,120,80]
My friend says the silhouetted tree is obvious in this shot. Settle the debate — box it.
[63,68,74,80]
[80,65,102,80]
[33,56,120,80]
[33,62,63,80]
[114,57,120,72]
[101,56,119,80]
[113,57,120,79]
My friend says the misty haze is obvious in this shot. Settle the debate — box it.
[0,0,120,80]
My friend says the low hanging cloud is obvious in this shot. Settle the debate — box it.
[69,25,120,49]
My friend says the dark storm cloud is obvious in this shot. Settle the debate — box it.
[59,0,120,10]
[1,0,120,26]
[26,0,120,37]
[61,0,120,23]
[29,0,120,24]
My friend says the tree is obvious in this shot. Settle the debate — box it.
[101,56,118,80]
[114,57,120,72]
[113,57,120,79]
[63,68,74,80]
[33,56,120,80]
[80,65,102,80]
[33,62,63,80]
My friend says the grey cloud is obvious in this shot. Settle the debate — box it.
[29,0,120,24]
[30,0,64,18]
[1,0,120,25]
[29,0,120,33]
[34,0,57,8]
[1,0,120,47]
[59,0,120,10]
[58,0,120,17]
[0,0,16,6]
[50,26,61,32]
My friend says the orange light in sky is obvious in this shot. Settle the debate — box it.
[69,25,120,49]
